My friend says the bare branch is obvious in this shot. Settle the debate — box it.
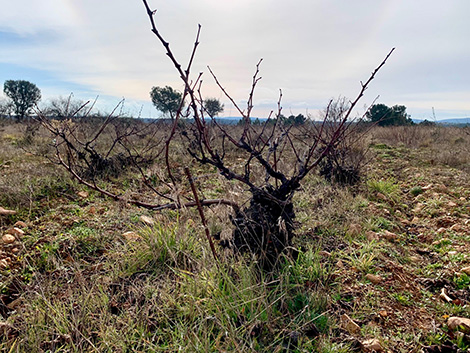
[185,167,219,262]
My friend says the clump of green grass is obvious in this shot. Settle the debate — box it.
[8,227,340,352]
[454,273,470,290]
[117,219,206,276]
[367,178,401,204]
[410,186,423,196]
[391,291,413,306]
[370,143,391,150]
[366,216,394,231]
[367,178,399,197]
[343,240,380,273]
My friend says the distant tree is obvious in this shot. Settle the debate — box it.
[281,114,306,126]
[203,98,224,118]
[3,80,41,120]
[366,103,413,126]
[419,119,436,126]
[366,104,389,125]
[150,85,183,118]
[293,114,306,125]
[44,96,86,119]
[0,97,13,117]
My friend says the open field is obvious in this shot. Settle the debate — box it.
[1,120,470,352]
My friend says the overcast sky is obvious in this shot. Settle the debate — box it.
[1,0,469,120]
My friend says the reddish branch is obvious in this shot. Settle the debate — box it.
[55,144,238,212]
[185,167,219,262]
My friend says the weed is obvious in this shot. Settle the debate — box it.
[344,241,379,273]
[410,186,423,196]
[454,273,470,290]
[118,220,205,277]
[370,143,391,150]
[367,216,394,231]
[391,291,413,306]
[367,178,400,199]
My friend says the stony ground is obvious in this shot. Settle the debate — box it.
[332,143,470,352]
[1,124,470,352]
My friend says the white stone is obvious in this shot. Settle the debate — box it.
[122,231,142,241]
[0,259,9,269]
[139,215,155,226]
[6,228,24,237]
[77,191,89,198]
[362,338,383,351]
[448,317,470,333]
[461,267,470,275]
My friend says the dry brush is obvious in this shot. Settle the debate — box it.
[35,1,394,269]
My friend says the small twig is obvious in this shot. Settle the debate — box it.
[184,167,219,263]
[246,59,263,118]
[207,65,246,118]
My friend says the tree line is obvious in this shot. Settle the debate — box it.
[2,79,416,126]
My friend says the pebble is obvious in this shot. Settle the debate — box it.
[77,191,89,198]
[436,184,449,193]
[0,207,16,215]
[378,310,388,318]
[366,231,379,241]
[362,338,383,351]
[140,215,155,226]
[448,317,470,333]
[400,219,411,226]
[365,273,383,284]
[0,259,9,269]
[6,228,24,237]
[381,230,397,242]
[2,234,15,244]
[341,314,361,335]
[122,231,142,241]
[348,223,362,237]
[376,193,387,202]
[13,221,27,228]
[461,267,470,275]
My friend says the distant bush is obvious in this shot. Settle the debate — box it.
[419,119,436,126]
[366,104,414,126]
